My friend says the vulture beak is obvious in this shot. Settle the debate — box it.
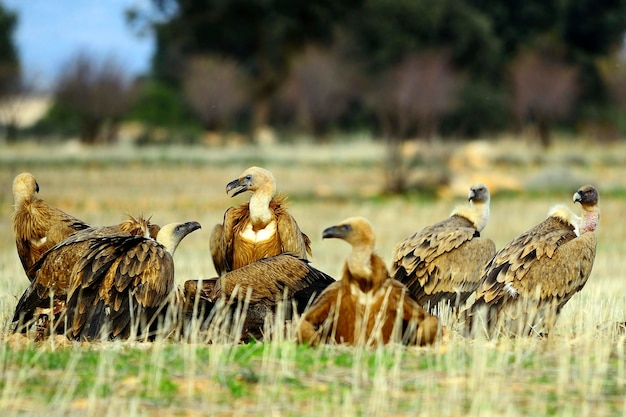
[468,190,476,202]
[226,177,250,197]
[323,224,351,239]
[176,221,202,238]
[35,182,40,193]
[573,191,582,204]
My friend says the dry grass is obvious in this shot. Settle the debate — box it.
[0,137,625,416]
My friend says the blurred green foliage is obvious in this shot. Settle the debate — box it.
[7,0,626,144]
[128,79,199,129]
[128,0,626,141]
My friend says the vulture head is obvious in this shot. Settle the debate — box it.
[226,166,276,198]
[452,183,491,232]
[156,221,202,255]
[323,216,375,249]
[573,185,598,208]
[13,172,39,206]
[323,217,377,282]
[573,185,600,234]
[468,183,490,204]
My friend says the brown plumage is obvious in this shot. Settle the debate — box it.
[12,214,156,335]
[466,185,599,338]
[210,166,312,275]
[11,172,161,282]
[391,183,496,312]
[183,254,335,341]
[12,219,200,341]
[297,217,439,347]
[12,172,91,279]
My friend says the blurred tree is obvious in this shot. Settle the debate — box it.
[343,0,502,138]
[53,53,137,144]
[132,0,362,137]
[598,54,626,138]
[510,49,579,148]
[367,52,461,193]
[472,0,626,127]
[345,0,500,77]
[346,0,626,140]
[279,46,356,138]
[183,55,246,132]
[0,4,21,140]
[127,0,626,143]
[128,78,195,128]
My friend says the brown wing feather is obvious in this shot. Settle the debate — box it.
[390,280,439,345]
[392,215,493,308]
[298,278,437,346]
[13,198,90,280]
[210,223,228,276]
[274,200,312,258]
[517,231,597,306]
[12,228,109,328]
[476,216,576,305]
[67,235,175,340]
[467,215,586,337]
[196,254,334,341]
[297,283,342,345]
[213,254,334,305]
[211,204,249,273]
[417,237,496,306]
[12,216,161,335]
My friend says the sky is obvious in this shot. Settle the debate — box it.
[2,0,154,90]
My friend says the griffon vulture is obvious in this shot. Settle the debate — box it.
[12,214,157,335]
[210,166,312,275]
[12,172,90,279]
[183,254,335,341]
[466,185,599,338]
[391,183,496,312]
[13,218,200,341]
[297,217,439,347]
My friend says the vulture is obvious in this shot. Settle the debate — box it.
[11,172,90,279]
[210,166,312,275]
[13,218,200,341]
[297,217,439,347]
[12,214,157,335]
[11,172,161,281]
[391,183,496,312]
[182,254,335,341]
[466,185,600,338]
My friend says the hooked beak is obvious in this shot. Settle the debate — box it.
[322,224,350,239]
[226,178,249,197]
[182,221,202,235]
[573,191,582,204]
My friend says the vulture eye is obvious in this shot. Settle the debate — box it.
[245,174,253,181]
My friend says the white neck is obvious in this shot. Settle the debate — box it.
[452,200,490,231]
[249,193,273,226]
[156,230,181,255]
[347,247,372,281]
[248,182,275,226]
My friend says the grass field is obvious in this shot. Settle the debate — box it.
[0,137,625,416]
